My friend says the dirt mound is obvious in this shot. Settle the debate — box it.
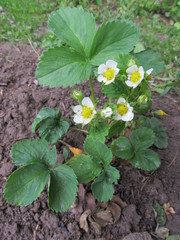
[0,42,180,239]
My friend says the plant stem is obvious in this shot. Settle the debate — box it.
[59,140,71,148]
[89,75,95,105]
[71,127,88,134]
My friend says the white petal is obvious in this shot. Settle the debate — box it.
[125,80,136,88]
[115,68,120,75]
[74,115,84,124]
[98,75,106,83]
[104,78,115,85]
[83,117,93,125]
[126,65,138,74]
[98,64,106,74]
[117,97,126,104]
[146,68,153,75]
[106,60,117,68]
[73,105,82,114]
[114,113,122,120]
[121,111,134,122]
[82,97,94,108]
[139,66,144,80]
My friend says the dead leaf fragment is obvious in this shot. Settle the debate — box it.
[163,203,176,216]
[79,195,124,233]
[69,147,83,156]
[155,227,169,239]
[79,209,91,232]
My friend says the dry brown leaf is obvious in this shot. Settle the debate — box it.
[107,202,121,223]
[86,193,96,212]
[79,209,91,232]
[93,209,113,227]
[112,195,127,208]
[88,215,101,234]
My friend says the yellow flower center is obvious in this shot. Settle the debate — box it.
[81,106,93,119]
[117,103,128,116]
[130,71,141,84]
[103,68,115,81]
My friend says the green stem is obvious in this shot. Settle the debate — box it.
[89,75,95,105]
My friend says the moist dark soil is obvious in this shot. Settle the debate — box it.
[0,42,180,240]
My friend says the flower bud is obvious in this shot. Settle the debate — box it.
[71,89,84,101]
[128,59,136,67]
[137,95,148,104]
[101,107,113,118]
[153,110,168,116]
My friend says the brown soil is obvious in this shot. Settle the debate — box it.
[0,42,180,240]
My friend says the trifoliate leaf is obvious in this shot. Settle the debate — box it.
[32,107,69,144]
[11,139,57,167]
[111,136,134,160]
[131,149,160,171]
[137,116,168,149]
[4,163,49,206]
[48,164,78,212]
[92,165,120,202]
[134,49,165,74]
[88,121,109,142]
[102,80,128,99]
[130,127,155,151]
[108,121,125,138]
[84,137,112,166]
[90,20,139,65]
[36,46,91,88]
[48,7,96,56]
[152,200,167,226]
[66,154,101,183]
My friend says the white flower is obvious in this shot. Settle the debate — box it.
[73,97,96,125]
[115,97,134,122]
[125,64,144,88]
[101,107,113,118]
[98,60,119,85]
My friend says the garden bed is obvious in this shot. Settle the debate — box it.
[0,42,179,239]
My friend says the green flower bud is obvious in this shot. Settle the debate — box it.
[128,59,136,67]
[137,95,148,104]
[71,89,84,101]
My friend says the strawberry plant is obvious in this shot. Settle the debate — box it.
[4,7,167,213]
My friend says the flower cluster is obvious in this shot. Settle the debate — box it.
[73,60,153,125]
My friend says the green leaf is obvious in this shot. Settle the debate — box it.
[36,46,91,88]
[32,107,69,144]
[84,137,112,166]
[11,139,57,167]
[111,136,134,159]
[92,165,120,202]
[158,86,171,98]
[167,235,180,240]
[131,149,160,171]
[4,163,49,206]
[88,121,109,142]
[130,127,155,151]
[48,164,78,212]
[138,117,168,149]
[48,7,96,56]
[109,121,125,138]
[134,49,165,74]
[102,80,128,99]
[152,200,167,226]
[66,154,101,183]
[90,20,139,65]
